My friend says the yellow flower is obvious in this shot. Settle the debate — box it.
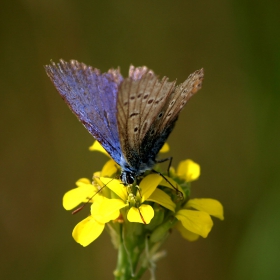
[100,173,176,224]
[66,143,224,248]
[67,172,175,246]
[176,159,200,182]
[175,198,224,241]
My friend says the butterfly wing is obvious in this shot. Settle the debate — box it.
[45,60,123,164]
[117,66,204,171]
[117,65,176,170]
[147,68,204,158]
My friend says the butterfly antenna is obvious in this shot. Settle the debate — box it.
[72,201,91,214]
[72,186,104,214]
[72,177,115,214]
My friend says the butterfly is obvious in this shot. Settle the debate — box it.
[45,60,204,185]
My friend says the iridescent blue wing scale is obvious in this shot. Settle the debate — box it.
[45,60,123,164]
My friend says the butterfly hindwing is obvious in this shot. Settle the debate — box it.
[45,60,123,164]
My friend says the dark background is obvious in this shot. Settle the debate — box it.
[1,1,280,279]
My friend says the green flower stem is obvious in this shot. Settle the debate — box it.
[114,223,149,280]
[114,224,130,279]
[133,266,148,280]
[114,237,149,280]
[114,240,131,279]
[114,223,143,280]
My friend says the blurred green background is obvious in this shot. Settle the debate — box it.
[1,1,280,279]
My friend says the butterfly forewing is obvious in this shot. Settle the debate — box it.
[158,68,204,132]
[137,68,204,165]
[45,60,123,164]
[117,66,176,168]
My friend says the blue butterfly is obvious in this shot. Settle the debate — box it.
[45,60,203,185]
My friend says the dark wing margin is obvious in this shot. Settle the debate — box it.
[44,59,123,164]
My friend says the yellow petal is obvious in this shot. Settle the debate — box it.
[63,184,96,210]
[140,174,162,203]
[91,175,111,198]
[159,176,185,199]
[91,197,127,223]
[72,216,105,247]
[175,209,213,238]
[127,205,154,224]
[186,198,224,220]
[168,166,176,175]
[89,141,109,157]
[76,178,91,185]
[101,159,118,177]
[176,221,200,241]
[159,143,170,153]
[101,177,127,201]
[177,159,200,182]
[92,176,104,188]
[92,171,101,178]
[147,188,176,212]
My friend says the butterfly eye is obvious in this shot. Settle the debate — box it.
[120,171,135,185]
[126,173,135,184]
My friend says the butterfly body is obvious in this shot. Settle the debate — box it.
[45,60,204,185]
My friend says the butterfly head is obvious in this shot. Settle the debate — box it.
[120,171,135,186]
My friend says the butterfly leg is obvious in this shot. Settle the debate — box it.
[151,169,183,200]
[155,157,173,176]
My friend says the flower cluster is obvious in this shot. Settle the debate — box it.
[63,141,224,278]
